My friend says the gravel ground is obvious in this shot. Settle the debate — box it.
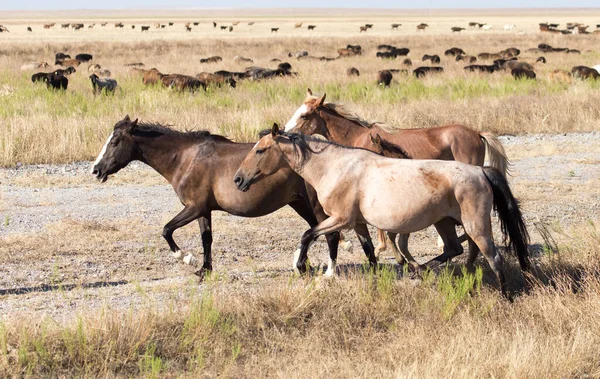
[1,132,599,322]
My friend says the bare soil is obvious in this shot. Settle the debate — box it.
[1,132,599,323]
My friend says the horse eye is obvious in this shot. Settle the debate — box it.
[110,139,119,146]
[255,148,265,154]
[300,114,308,120]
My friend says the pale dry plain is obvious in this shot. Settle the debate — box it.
[1,8,600,378]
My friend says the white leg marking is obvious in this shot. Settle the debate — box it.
[172,250,184,260]
[324,258,336,278]
[293,249,301,272]
[284,104,308,132]
[292,240,315,272]
[437,235,445,249]
[183,253,198,266]
[90,132,114,173]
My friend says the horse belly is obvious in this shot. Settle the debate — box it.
[359,173,456,233]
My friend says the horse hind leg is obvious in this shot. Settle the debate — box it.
[425,218,463,269]
[387,232,406,265]
[469,233,508,298]
[374,229,389,256]
[396,233,422,271]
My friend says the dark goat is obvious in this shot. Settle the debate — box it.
[89,74,118,94]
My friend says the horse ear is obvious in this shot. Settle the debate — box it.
[317,93,326,106]
[126,118,138,134]
[307,88,313,96]
[371,133,381,144]
[271,123,279,137]
[123,115,131,122]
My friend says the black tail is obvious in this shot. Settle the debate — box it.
[483,167,530,270]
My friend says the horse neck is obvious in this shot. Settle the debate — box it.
[132,132,190,183]
[318,108,369,146]
[278,139,334,189]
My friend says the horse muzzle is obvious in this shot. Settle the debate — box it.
[91,167,108,183]
[233,174,251,192]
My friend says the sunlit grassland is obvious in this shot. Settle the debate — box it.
[2,63,600,167]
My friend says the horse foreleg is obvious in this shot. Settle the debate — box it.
[289,200,339,276]
[194,215,213,277]
[299,216,349,277]
[162,206,202,266]
[353,224,378,269]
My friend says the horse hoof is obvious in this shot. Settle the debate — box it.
[194,269,206,281]
[183,253,198,266]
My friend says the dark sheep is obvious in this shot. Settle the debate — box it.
[456,55,477,63]
[347,67,360,77]
[200,56,223,64]
[511,68,536,80]
[43,73,69,90]
[413,66,444,78]
[571,66,600,79]
[53,66,76,76]
[196,72,237,88]
[403,58,412,66]
[422,54,441,64]
[444,47,466,56]
[161,74,206,92]
[464,65,498,73]
[377,70,392,86]
[76,54,93,62]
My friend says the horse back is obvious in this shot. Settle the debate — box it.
[374,124,485,164]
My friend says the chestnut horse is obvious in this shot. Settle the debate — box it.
[90,116,372,276]
[284,90,509,266]
[234,126,529,297]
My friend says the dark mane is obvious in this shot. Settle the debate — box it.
[266,130,373,167]
[377,137,411,159]
[134,122,232,142]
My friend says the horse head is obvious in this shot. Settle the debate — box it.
[283,88,327,135]
[90,115,140,182]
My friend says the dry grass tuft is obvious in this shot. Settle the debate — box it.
[1,222,599,377]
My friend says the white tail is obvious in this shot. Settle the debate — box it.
[480,132,510,177]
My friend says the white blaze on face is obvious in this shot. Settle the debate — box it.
[284,104,308,132]
[90,132,114,174]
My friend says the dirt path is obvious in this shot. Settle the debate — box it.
[1,132,599,322]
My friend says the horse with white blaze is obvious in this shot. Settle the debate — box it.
[233,124,530,298]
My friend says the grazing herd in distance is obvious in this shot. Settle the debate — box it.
[13,19,600,94]
[3,21,600,34]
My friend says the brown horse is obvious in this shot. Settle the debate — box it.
[90,116,364,276]
[284,90,509,266]
[234,126,529,297]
